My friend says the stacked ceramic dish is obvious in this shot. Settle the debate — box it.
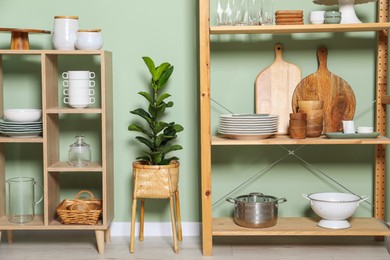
[1,109,42,138]
[218,114,278,140]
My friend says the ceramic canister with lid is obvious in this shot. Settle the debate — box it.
[52,16,79,50]
[75,29,103,50]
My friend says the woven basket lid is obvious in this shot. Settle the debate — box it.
[313,0,376,5]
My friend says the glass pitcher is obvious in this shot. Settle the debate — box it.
[6,177,43,224]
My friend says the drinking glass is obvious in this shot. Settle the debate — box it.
[217,0,233,26]
[261,0,274,25]
[248,0,261,25]
[233,0,249,26]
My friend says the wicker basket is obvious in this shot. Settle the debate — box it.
[133,160,179,199]
[56,190,102,225]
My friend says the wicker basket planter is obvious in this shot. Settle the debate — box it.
[132,160,179,199]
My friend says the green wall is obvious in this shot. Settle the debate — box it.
[0,0,387,223]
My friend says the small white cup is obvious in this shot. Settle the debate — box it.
[64,96,95,108]
[65,79,95,88]
[357,126,374,134]
[64,87,94,96]
[62,71,95,80]
[342,120,355,134]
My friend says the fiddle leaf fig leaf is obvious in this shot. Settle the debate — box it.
[157,65,174,89]
[155,62,171,81]
[138,91,152,103]
[142,57,156,78]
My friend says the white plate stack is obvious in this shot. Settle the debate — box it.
[0,120,43,138]
[218,114,279,140]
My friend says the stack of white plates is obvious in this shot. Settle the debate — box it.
[218,114,278,140]
[0,120,42,138]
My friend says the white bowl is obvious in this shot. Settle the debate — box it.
[303,192,368,229]
[357,126,374,133]
[4,109,42,122]
[310,20,324,24]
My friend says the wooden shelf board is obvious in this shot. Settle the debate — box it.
[0,136,43,143]
[0,216,107,230]
[0,50,107,55]
[210,22,390,35]
[0,215,44,229]
[213,217,390,236]
[212,135,390,145]
[46,107,102,114]
[47,161,103,172]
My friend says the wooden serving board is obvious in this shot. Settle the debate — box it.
[292,47,356,133]
[255,43,302,134]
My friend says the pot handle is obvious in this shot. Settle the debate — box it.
[357,195,369,206]
[226,198,236,203]
[277,198,287,204]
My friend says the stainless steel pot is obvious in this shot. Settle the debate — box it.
[227,192,287,228]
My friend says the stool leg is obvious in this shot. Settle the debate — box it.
[175,190,183,241]
[130,198,137,253]
[169,196,179,253]
[139,198,145,241]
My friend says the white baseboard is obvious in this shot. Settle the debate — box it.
[110,222,201,237]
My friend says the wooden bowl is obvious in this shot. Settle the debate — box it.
[306,125,323,132]
[298,109,323,117]
[298,100,324,111]
[307,116,323,125]
[306,130,322,137]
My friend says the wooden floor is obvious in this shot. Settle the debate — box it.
[0,231,390,259]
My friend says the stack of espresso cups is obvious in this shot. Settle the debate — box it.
[298,100,324,137]
[289,112,307,139]
[62,71,96,108]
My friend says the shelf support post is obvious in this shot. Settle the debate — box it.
[200,0,213,256]
[375,0,388,224]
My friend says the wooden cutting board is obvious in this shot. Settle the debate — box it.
[292,47,356,133]
[255,43,302,134]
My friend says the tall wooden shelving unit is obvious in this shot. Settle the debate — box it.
[200,0,390,256]
[0,50,114,254]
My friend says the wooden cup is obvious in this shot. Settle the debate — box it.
[289,126,306,139]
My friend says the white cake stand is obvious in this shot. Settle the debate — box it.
[313,0,377,24]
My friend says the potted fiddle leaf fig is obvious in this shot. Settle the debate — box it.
[128,56,183,198]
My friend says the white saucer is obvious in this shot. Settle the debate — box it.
[317,219,351,229]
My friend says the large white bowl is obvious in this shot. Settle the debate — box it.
[4,109,42,122]
[303,192,368,229]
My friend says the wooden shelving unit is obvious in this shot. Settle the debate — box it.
[0,50,114,254]
[199,0,390,256]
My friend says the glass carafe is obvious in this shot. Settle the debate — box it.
[68,134,91,167]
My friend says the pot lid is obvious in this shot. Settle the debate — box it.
[78,29,102,33]
[236,193,278,203]
[54,16,79,19]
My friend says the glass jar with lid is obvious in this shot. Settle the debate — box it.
[68,134,91,167]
